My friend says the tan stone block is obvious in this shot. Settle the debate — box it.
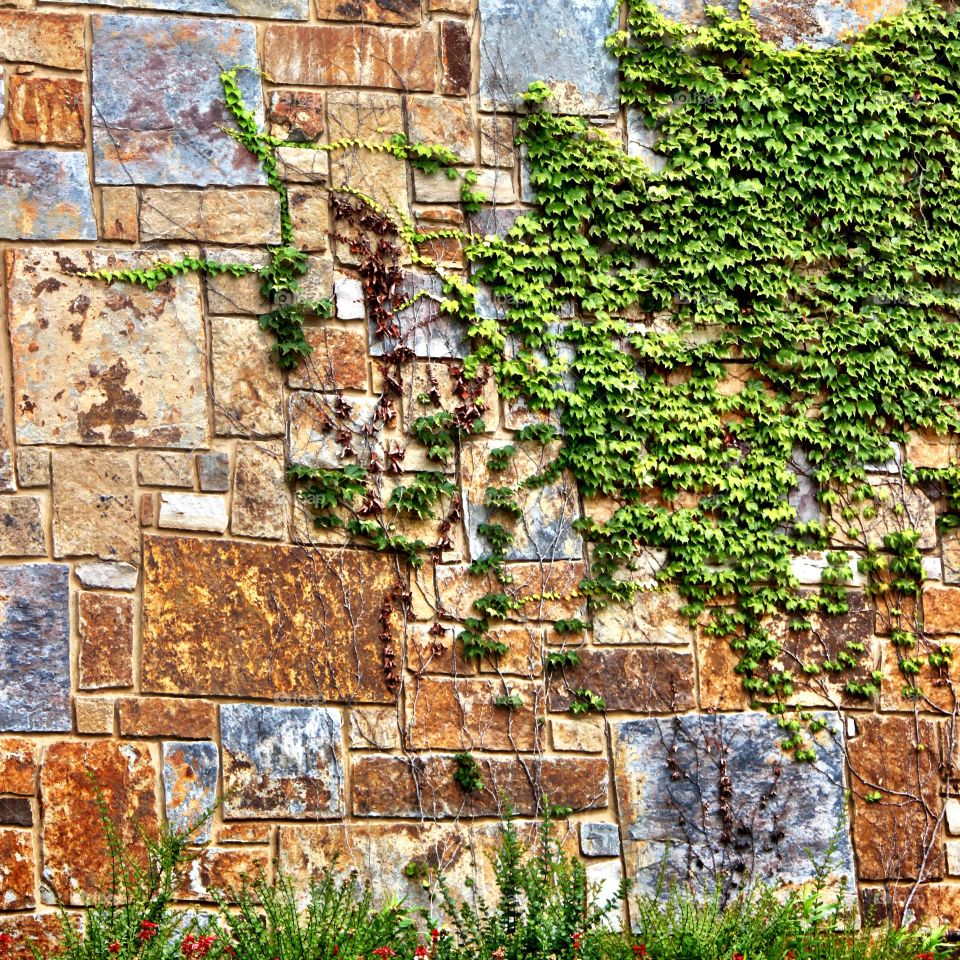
[326,91,408,209]
[78,593,134,690]
[139,491,155,526]
[880,639,956,713]
[0,829,35,909]
[414,167,515,204]
[288,187,329,251]
[429,0,471,11]
[142,535,402,704]
[593,586,694,646]
[231,440,287,541]
[399,358,497,434]
[349,706,401,750]
[406,620,475,676]
[75,697,115,735]
[157,493,229,532]
[203,247,268,316]
[317,0,419,24]
[218,822,272,844]
[888,883,960,928]
[269,90,325,141]
[211,315,284,437]
[15,448,49,487]
[137,451,194,487]
[8,76,83,146]
[922,585,960,634]
[51,451,138,564]
[696,626,750,711]
[276,146,330,184]
[117,697,216,740]
[829,476,936,550]
[441,19,471,97]
[288,325,368,392]
[906,429,958,468]
[480,115,514,168]
[40,740,158,904]
[408,97,475,162]
[101,187,138,242]
[551,715,604,753]
[479,624,543,677]
[0,12,84,68]
[0,738,37,795]
[140,189,282,245]
[176,847,269,902]
[0,496,45,556]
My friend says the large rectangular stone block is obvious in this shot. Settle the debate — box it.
[142,535,402,703]
[0,12,85,68]
[6,249,209,448]
[0,565,71,733]
[0,151,95,240]
[48,0,307,17]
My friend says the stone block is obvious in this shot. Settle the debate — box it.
[78,593,134,690]
[612,712,855,896]
[101,187,138,242]
[549,647,695,713]
[264,24,436,91]
[162,741,218,842]
[0,564,71,733]
[478,0,619,114]
[16,448,49,487]
[0,150,95,240]
[0,497,45,556]
[203,247,268,315]
[118,697,216,740]
[8,76,83,145]
[55,0,307,14]
[477,624,543,678]
[349,706,401,751]
[138,452,194,487]
[593,586,695,646]
[231,440,287,540]
[75,561,137,591]
[0,12,83,67]
[408,97,475,162]
[139,493,156,526]
[211,315,285,437]
[413,167,516,205]
[749,0,906,47]
[0,799,32,828]
[51,452,138,563]
[922,585,960,634]
[197,452,230,492]
[0,829,35,909]
[288,392,384,469]
[277,147,330,183]
[695,627,749,711]
[0,738,37,795]
[142,535,401,703]
[75,697,115,735]
[406,621,476,676]
[176,846,270,901]
[441,19,471,96]
[6,248,209,448]
[288,187,330,251]
[480,115,514,167]
[947,797,960,835]
[40,740,158,905]
[0,916,62,960]
[399,358,497,435]
[288,326,368,392]
[269,90,325,141]
[221,704,344,820]
[580,822,619,858]
[551,716,604,753]
[334,276,364,319]
[92,15,266,186]
[218,822,272,844]
[158,493,228,533]
[140,189,281,244]
[316,0,419,23]
[829,476,936,551]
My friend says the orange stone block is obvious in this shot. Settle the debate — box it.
[0,829,34,909]
[117,696,216,740]
[8,76,84,146]
[78,593,134,690]
[0,738,37,795]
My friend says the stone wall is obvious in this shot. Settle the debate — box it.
[1,0,958,940]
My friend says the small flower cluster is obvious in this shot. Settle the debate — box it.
[0,934,15,956]
[181,935,217,958]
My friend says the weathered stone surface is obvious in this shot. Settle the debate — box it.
[40,740,158,905]
[551,715,605,753]
[349,706,401,750]
[352,754,608,817]
[409,677,537,751]
[264,25,436,91]
[138,451,194,487]
[441,19,471,97]
[593,586,695,646]
[76,561,138,591]
[830,477,936,551]
[334,276,365,319]
[231,441,287,540]
[399,359,497,438]
[749,0,905,48]
[0,150,95,240]
[288,187,329,251]
[288,326,368,392]
[550,647,695,713]
[288,392,384,469]
[221,704,344,820]
[479,0,619,114]
[6,248,209,448]
[848,715,942,881]
[75,697,116,735]
[78,593,134,690]
[613,712,855,896]
[197,451,230,492]
[581,822,619,858]
[118,697,217,740]
[0,565,70,733]
[158,493,229,533]
[462,440,582,562]
[163,741,218,842]
[177,846,270,901]
[140,493,156,526]
[0,497,45,557]
[408,97,475,162]
[8,76,83,145]
[326,92,408,208]
[436,560,586,621]
[269,90,325,141]
[414,167,516,205]
[480,115,514,167]
[211,315,285,437]
[478,624,543,678]
[0,798,32,827]
[922,585,960,634]
[316,0,419,23]
[54,0,306,16]
[0,739,37,795]
[406,621,475,676]
[0,916,63,960]
[204,248,269,316]
[0,829,34,909]
[16,448,49,488]
[0,12,84,67]
[218,822,272,843]
[140,189,282,244]
[51,452,138,563]
[101,187,138,242]
[143,536,401,703]
[277,147,330,183]
[92,16,266,186]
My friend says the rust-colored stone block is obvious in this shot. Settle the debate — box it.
[8,76,84,146]
[288,326,368,392]
[0,915,63,960]
[922,585,960,635]
[549,647,696,713]
[406,621,476,676]
[142,536,402,703]
[269,90,325,141]
[117,697,216,740]
[176,847,269,902]
[441,20,471,96]
[101,187,138,242]
[0,829,35,909]
[139,492,156,526]
[317,0,419,24]
[0,738,37,795]
[352,753,608,817]
[408,97,475,162]
[78,593,134,690]
[408,677,537,751]
[40,740,158,905]
[696,626,749,711]
[848,715,943,881]
[218,822,272,844]
[0,12,84,68]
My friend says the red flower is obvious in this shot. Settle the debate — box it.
[0,935,15,954]
[109,944,121,955]
[372,949,396,959]
[632,948,647,959]
[571,933,584,953]
[733,954,745,960]
[415,948,428,959]
[139,922,159,943]
[917,954,936,960]
[333,949,339,958]
[430,931,441,945]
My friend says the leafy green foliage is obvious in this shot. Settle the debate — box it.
[288,464,368,528]
[388,473,457,520]
[546,649,582,670]
[569,688,606,715]
[453,752,485,792]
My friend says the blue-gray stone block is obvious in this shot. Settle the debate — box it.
[162,741,219,842]
[48,0,306,17]
[581,822,621,857]
[0,564,71,732]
